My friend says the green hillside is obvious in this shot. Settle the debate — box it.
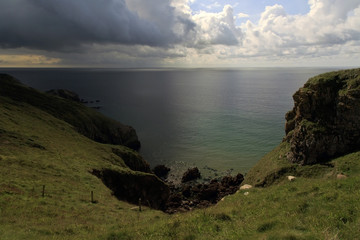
[1,71,360,239]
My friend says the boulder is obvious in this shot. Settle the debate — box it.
[181,167,201,183]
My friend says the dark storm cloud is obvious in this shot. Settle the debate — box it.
[0,0,189,51]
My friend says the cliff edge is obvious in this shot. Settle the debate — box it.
[245,68,360,187]
[284,68,360,165]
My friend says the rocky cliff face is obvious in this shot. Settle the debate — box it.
[284,68,360,165]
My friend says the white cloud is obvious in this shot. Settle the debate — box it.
[207,0,360,65]
[191,5,243,46]
[237,13,249,19]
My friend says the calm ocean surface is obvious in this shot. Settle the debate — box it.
[1,68,339,179]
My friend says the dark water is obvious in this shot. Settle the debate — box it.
[1,68,339,178]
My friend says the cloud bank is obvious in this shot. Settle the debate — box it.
[0,0,359,67]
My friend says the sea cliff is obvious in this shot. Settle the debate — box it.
[284,68,360,165]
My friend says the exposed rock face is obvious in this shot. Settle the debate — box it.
[46,89,80,102]
[91,169,170,210]
[181,167,201,183]
[284,69,360,165]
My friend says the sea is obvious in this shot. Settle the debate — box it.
[1,67,341,180]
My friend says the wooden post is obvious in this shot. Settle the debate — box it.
[139,198,142,212]
[42,185,45,197]
[91,191,94,203]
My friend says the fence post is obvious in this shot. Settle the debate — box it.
[42,185,45,197]
[91,191,94,203]
[139,198,142,212]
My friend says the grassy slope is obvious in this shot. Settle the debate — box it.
[0,95,168,240]
[0,74,140,149]
[1,72,360,239]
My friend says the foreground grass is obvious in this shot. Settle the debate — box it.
[1,84,360,239]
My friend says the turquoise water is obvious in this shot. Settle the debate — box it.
[2,68,339,179]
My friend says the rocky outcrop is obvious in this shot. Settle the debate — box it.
[91,169,170,210]
[0,74,140,150]
[181,167,201,183]
[284,68,360,165]
[165,173,244,213]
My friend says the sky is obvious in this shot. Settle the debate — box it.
[0,0,359,68]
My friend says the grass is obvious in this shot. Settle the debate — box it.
[305,68,360,88]
[0,74,139,149]
[1,72,360,239]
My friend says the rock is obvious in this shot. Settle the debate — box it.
[244,192,249,196]
[152,165,171,179]
[181,167,201,183]
[91,169,170,210]
[221,173,244,187]
[164,172,244,213]
[166,193,183,208]
[198,182,220,202]
[337,174,348,179]
[181,185,192,198]
[240,184,253,190]
[47,89,81,102]
[284,69,360,165]
[287,176,296,181]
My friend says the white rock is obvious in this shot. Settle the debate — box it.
[244,192,249,196]
[240,184,252,190]
[287,176,296,181]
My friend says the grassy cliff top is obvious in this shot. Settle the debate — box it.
[1,71,360,239]
[304,68,360,93]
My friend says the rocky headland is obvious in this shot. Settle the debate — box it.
[284,68,360,165]
[0,74,140,150]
